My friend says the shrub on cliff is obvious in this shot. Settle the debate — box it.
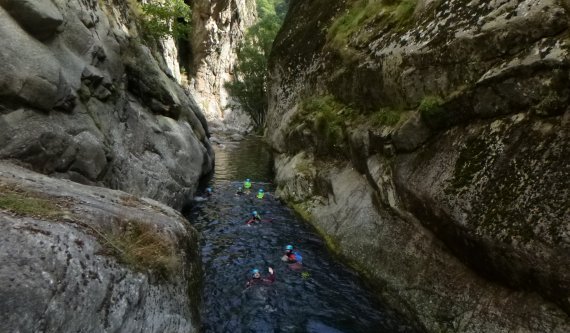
[225,0,289,129]
[327,0,417,54]
[133,0,192,40]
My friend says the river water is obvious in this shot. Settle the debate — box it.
[186,136,416,333]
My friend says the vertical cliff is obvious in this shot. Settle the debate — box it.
[0,0,213,331]
[188,0,257,133]
[0,0,214,209]
[267,0,570,331]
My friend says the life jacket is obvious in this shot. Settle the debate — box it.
[244,181,252,189]
[257,192,264,199]
[293,252,302,263]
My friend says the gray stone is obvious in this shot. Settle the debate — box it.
[230,133,244,141]
[0,7,61,111]
[0,0,214,208]
[0,0,63,40]
[267,0,570,331]
[392,113,431,152]
[188,0,257,132]
[0,162,200,333]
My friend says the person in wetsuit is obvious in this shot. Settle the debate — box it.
[246,267,275,287]
[236,187,245,195]
[281,244,302,263]
[246,211,262,225]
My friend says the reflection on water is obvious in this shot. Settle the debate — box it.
[212,136,274,182]
[186,136,417,333]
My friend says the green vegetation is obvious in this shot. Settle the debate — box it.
[0,186,66,219]
[225,0,289,129]
[102,221,180,279]
[418,96,446,128]
[295,159,315,175]
[136,0,192,40]
[298,95,353,154]
[369,107,404,126]
[327,0,418,50]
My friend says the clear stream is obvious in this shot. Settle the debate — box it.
[185,136,417,333]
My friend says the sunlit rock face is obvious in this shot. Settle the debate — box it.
[188,0,257,134]
[0,0,214,209]
[267,0,570,331]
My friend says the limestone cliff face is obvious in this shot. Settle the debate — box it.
[0,0,214,209]
[268,0,570,331]
[189,0,256,133]
[0,162,201,332]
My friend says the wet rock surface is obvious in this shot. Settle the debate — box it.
[267,0,570,331]
[0,161,201,333]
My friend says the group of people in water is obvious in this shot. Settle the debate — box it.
[236,178,265,199]
[247,244,303,287]
[205,178,304,288]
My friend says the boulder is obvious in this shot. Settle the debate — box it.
[0,0,63,40]
[0,162,200,333]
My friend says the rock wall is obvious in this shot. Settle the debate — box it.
[268,0,570,331]
[0,0,214,209]
[0,162,201,332]
[188,0,257,134]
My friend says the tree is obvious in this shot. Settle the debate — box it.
[138,0,192,40]
[225,0,288,129]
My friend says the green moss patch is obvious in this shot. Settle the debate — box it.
[327,0,418,51]
[418,96,446,128]
[294,95,354,156]
[0,185,68,219]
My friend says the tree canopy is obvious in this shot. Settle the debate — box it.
[225,0,289,129]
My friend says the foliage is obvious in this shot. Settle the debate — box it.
[138,0,192,40]
[103,221,180,279]
[327,0,417,49]
[0,186,65,219]
[299,95,353,155]
[418,96,444,117]
[418,95,446,128]
[225,0,288,128]
[370,107,403,126]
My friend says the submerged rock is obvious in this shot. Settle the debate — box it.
[0,162,200,332]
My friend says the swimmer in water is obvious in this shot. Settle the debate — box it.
[246,211,262,225]
[256,188,265,199]
[246,267,275,287]
[281,244,302,263]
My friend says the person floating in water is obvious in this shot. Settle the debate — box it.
[246,267,275,287]
[246,211,262,225]
[281,245,302,263]
[205,187,213,197]
[256,189,265,199]
[244,178,252,189]
[236,187,245,195]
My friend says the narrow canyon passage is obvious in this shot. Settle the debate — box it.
[186,137,418,332]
